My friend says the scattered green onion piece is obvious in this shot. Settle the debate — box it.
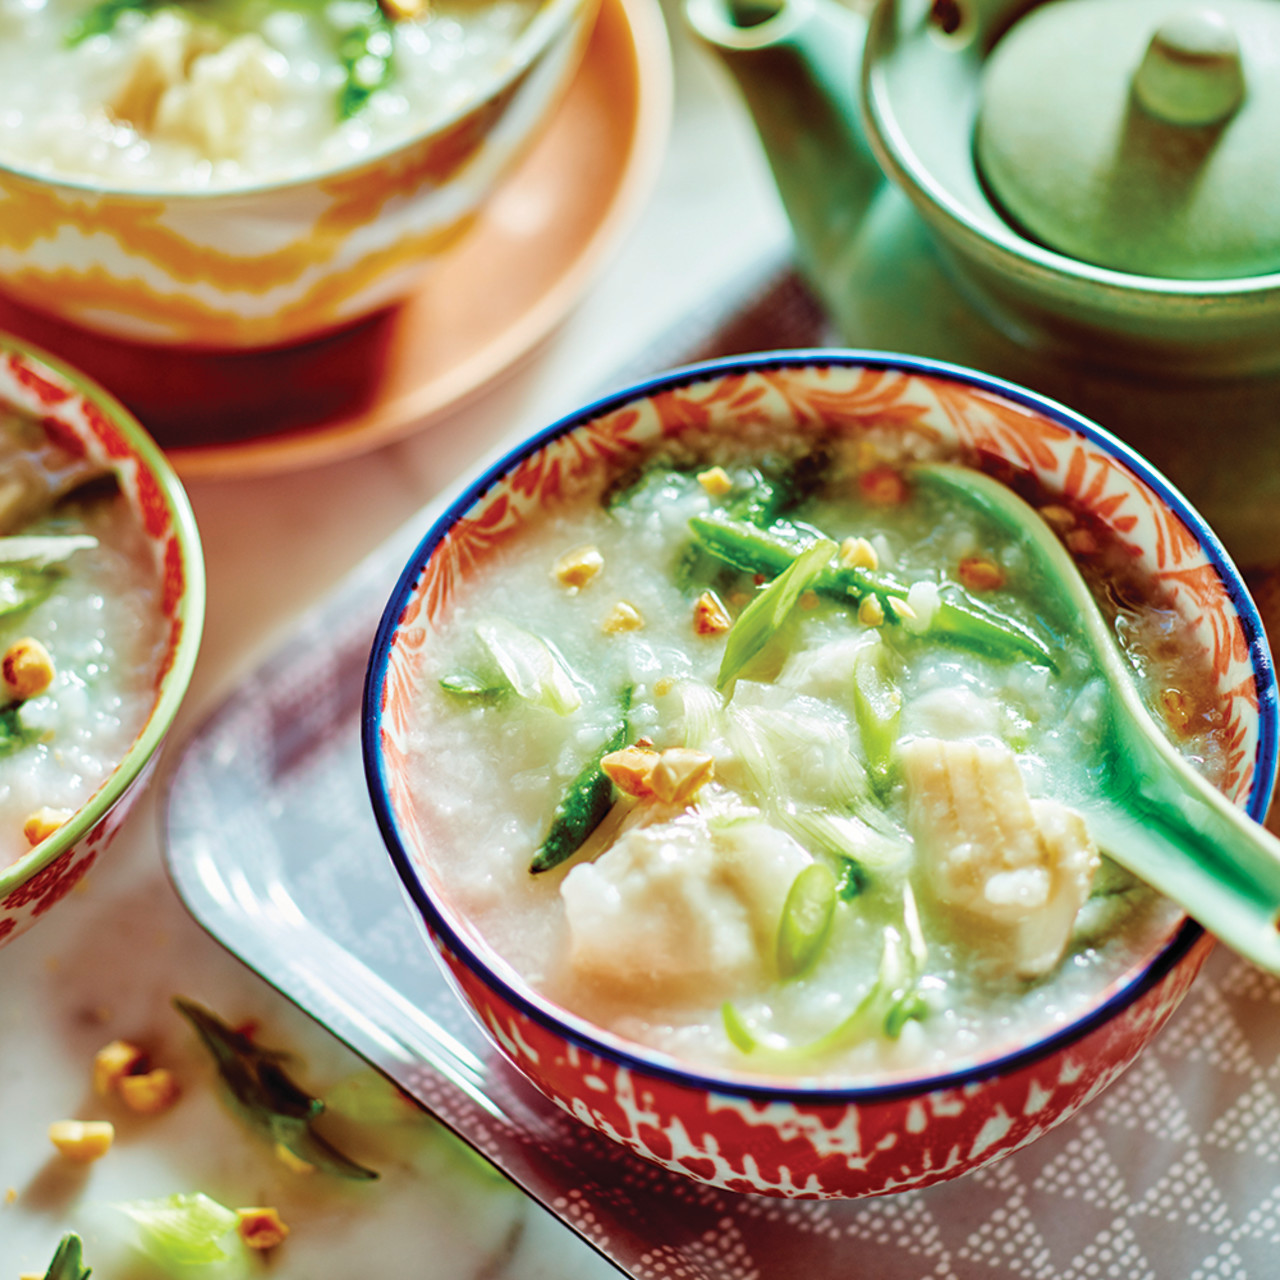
[717,537,836,690]
[721,1000,757,1054]
[835,860,867,901]
[65,0,156,45]
[776,861,838,979]
[530,687,631,874]
[778,807,907,875]
[336,1,396,120]
[173,998,379,1180]
[0,535,98,566]
[852,642,902,795]
[0,706,43,758]
[439,670,510,701]
[475,618,582,716]
[114,1193,237,1266]
[40,1234,90,1280]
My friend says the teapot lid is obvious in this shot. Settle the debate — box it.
[976,0,1280,279]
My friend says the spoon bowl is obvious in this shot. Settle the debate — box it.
[918,462,1280,973]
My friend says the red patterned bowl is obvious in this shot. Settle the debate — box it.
[364,352,1277,1199]
[0,335,203,948]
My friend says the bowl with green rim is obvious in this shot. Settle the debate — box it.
[0,333,204,947]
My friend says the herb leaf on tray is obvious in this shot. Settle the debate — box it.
[173,997,379,1180]
[41,1233,91,1280]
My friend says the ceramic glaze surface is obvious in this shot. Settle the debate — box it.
[367,354,1277,1199]
[0,0,594,348]
[0,341,202,947]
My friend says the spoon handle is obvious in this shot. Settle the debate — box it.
[1091,718,1280,974]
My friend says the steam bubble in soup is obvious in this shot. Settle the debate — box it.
[407,436,1226,1079]
[0,407,166,865]
[0,0,540,189]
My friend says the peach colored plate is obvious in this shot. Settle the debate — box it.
[0,0,672,480]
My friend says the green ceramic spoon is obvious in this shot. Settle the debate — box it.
[915,462,1280,975]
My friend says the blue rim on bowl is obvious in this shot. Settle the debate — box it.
[363,349,1279,1106]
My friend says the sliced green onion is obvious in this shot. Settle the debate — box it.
[776,862,838,979]
[475,618,581,716]
[114,1193,237,1266]
[0,535,97,565]
[852,641,902,795]
[717,537,836,690]
[439,670,509,701]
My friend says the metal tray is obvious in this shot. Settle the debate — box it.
[164,271,1280,1280]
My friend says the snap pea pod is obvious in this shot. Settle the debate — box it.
[530,688,631,874]
[41,1235,90,1280]
[688,511,1053,667]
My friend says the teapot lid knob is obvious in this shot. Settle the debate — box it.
[1135,8,1244,126]
[976,0,1280,279]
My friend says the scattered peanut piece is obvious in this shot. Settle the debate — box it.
[3,637,54,700]
[958,556,1005,592]
[1065,528,1099,556]
[118,1067,181,1115]
[696,466,733,497]
[553,544,604,590]
[237,1206,290,1251]
[1038,504,1075,532]
[653,676,675,697]
[93,1039,147,1097]
[601,745,662,798]
[858,595,886,628]
[840,536,878,571]
[858,466,908,506]
[693,590,732,635]
[648,749,715,806]
[5,1186,16,1204]
[601,601,644,634]
[886,596,917,622]
[1161,688,1195,736]
[380,0,426,17]
[23,806,73,847]
[274,1143,315,1175]
[48,1119,114,1163]
[799,590,820,611]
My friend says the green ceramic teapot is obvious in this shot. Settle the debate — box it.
[686,0,1280,559]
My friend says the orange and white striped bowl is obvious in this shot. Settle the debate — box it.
[0,0,597,350]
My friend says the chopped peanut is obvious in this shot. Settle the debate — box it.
[274,1143,315,1175]
[858,595,886,627]
[602,601,644,634]
[48,1119,114,1163]
[693,590,732,635]
[5,1186,16,1204]
[858,467,907,506]
[1161,688,1195,736]
[799,590,820,611]
[23,807,73,847]
[840,536,878,571]
[886,596,917,622]
[3,637,54,700]
[1066,528,1099,556]
[93,1039,147,1096]
[552,545,604,590]
[653,676,675,697]
[601,745,661,798]
[696,466,733,497]
[118,1067,181,1115]
[237,1206,291,1251]
[649,749,715,806]
[958,556,1005,592]
[380,0,426,16]
[1038,504,1076,532]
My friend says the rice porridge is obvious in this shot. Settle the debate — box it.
[406,431,1222,1081]
[0,0,542,189]
[0,407,165,864]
